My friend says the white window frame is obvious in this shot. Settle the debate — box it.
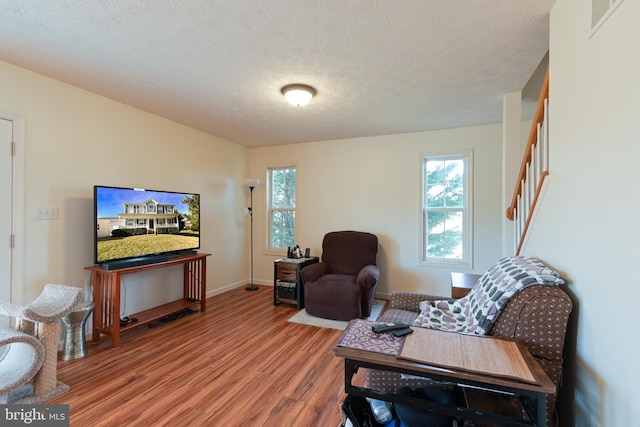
[420,150,473,268]
[266,165,297,254]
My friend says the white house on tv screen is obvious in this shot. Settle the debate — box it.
[97,199,179,238]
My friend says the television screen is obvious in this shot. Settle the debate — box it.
[94,185,200,267]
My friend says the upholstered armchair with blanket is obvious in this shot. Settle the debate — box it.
[301,231,379,321]
[366,256,574,426]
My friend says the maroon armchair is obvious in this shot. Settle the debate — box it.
[301,231,380,321]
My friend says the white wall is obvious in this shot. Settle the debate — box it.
[247,125,505,297]
[0,60,249,312]
[523,0,640,424]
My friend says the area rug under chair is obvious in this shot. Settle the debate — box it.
[287,299,386,330]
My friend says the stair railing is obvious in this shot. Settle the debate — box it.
[506,68,550,255]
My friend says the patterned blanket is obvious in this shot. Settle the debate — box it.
[413,256,564,335]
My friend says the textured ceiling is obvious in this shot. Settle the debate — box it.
[0,1,553,147]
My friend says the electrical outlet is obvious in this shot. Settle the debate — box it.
[35,206,59,220]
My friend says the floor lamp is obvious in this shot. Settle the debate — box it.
[244,178,260,291]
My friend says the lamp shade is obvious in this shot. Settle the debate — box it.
[281,84,316,106]
[244,178,260,188]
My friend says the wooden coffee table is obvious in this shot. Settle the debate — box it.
[333,320,555,426]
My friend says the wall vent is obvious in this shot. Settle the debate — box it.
[591,0,624,35]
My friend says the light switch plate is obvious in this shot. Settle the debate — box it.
[35,206,59,220]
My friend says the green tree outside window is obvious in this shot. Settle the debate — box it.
[269,167,296,249]
[423,155,470,263]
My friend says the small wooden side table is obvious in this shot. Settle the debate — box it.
[451,272,481,299]
[273,257,319,309]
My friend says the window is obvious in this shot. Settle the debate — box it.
[421,152,472,267]
[268,166,296,251]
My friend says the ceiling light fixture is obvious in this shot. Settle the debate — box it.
[281,84,317,107]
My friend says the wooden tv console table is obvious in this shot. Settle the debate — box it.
[86,252,211,348]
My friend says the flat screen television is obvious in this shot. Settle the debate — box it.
[94,185,200,269]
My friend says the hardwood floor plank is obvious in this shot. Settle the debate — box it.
[50,285,346,427]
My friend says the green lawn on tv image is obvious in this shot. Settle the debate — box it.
[97,232,199,262]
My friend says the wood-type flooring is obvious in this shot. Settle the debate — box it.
[50,285,347,426]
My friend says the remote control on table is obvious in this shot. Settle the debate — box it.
[372,322,410,333]
[392,327,414,337]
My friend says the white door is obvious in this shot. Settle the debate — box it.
[0,118,12,323]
